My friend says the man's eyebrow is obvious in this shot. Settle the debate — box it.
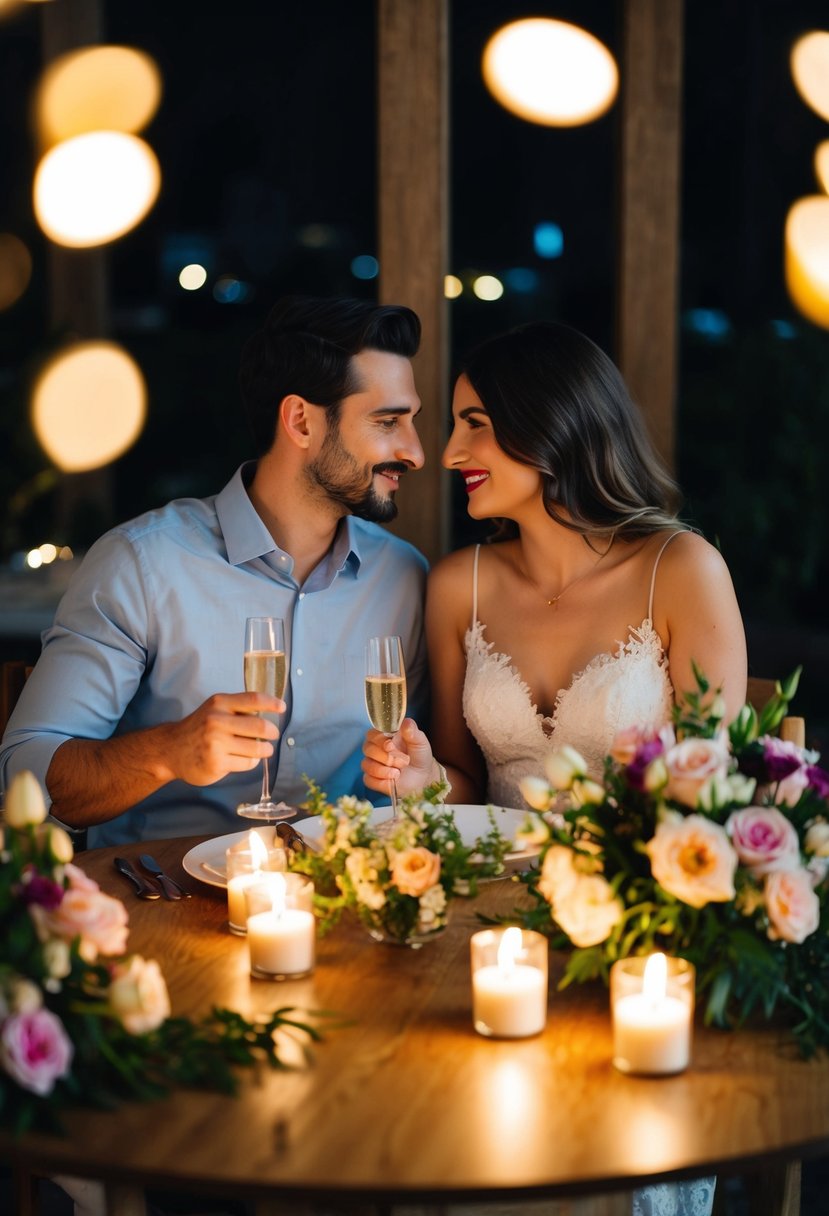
[369,404,423,418]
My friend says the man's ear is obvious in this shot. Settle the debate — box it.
[279,394,315,450]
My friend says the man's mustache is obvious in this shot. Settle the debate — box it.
[373,462,410,478]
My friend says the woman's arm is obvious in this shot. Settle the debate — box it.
[654,532,747,719]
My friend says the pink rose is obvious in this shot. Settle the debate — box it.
[765,869,820,943]
[646,814,737,907]
[0,1008,73,1096]
[64,862,100,893]
[664,736,730,807]
[727,807,801,876]
[32,885,128,961]
[610,726,651,766]
[108,956,171,1034]
[390,847,441,897]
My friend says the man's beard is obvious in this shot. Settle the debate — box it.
[306,423,406,523]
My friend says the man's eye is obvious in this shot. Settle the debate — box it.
[379,418,399,429]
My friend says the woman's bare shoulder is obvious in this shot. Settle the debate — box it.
[655,530,734,581]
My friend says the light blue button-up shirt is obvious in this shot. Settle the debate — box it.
[0,465,428,847]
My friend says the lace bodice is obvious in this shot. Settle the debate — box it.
[462,539,677,808]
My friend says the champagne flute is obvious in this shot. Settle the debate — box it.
[365,635,407,820]
[237,616,296,822]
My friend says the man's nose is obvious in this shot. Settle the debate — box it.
[396,427,425,470]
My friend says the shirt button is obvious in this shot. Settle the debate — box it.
[279,555,287,563]
[296,668,303,676]
[286,737,295,747]
[298,592,305,600]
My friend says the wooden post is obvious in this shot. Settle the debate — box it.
[377,0,449,564]
[616,0,684,471]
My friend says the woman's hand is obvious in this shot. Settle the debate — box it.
[361,718,439,798]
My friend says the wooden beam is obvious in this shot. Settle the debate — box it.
[377,0,449,564]
[616,0,684,471]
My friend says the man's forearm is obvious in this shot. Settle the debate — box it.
[46,730,174,827]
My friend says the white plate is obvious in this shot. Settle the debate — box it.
[182,804,537,890]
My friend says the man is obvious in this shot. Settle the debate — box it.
[0,296,428,846]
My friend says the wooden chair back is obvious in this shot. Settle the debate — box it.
[1,659,33,737]
[746,676,805,747]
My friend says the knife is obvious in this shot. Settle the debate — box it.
[114,857,161,900]
[139,854,191,900]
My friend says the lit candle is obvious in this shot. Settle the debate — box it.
[611,953,695,1075]
[471,926,548,1038]
[247,872,315,980]
[226,832,286,935]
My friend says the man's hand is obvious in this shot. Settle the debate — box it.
[160,692,285,787]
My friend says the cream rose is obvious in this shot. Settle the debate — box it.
[390,847,441,897]
[727,806,800,876]
[107,956,171,1034]
[4,771,48,828]
[537,844,579,906]
[519,776,554,812]
[544,746,587,791]
[664,736,730,807]
[806,820,829,858]
[646,814,737,907]
[553,873,623,947]
[765,869,820,944]
[514,812,552,849]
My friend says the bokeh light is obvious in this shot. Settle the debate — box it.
[33,131,160,248]
[534,222,564,259]
[26,549,43,570]
[483,19,618,127]
[444,274,463,299]
[472,274,504,301]
[37,46,162,147]
[815,141,829,194]
[0,233,32,310]
[179,263,207,291]
[791,31,829,123]
[350,254,379,280]
[504,267,539,293]
[785,196,829,330]
[38,543,58,564]
[32,341,147,471]
[213,276,251,304]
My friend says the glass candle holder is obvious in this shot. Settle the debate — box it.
[246,872,315,980]
[470,926,548,1038]
[226,842,287,935]
[611,954,695,1076]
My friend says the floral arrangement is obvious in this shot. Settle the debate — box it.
[0,771,324,1135]
[515,669,829,1055]
[292,780,511,944]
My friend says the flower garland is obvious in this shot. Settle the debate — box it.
[0,772,325,1135]
[514,669,829,1055]
[291,780,511,944]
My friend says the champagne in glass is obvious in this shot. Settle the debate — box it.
[237,616,296,821]
[365,636,407,819]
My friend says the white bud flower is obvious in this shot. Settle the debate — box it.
[5,771,48,828]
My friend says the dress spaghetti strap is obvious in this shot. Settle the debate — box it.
[647,531,685,621]
[471,544,481,629]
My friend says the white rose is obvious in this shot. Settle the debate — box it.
[514,812,551,849]
[572,778,606,806]
[47,825,74,864]
[544,746,588,791]
[8,977,43,1014]
[553,873,623,947]
[519,776,553,812]
[4,771,48,828]
[537,845,579,906]
[42,939,72,980]
[107,956,171,1034]
[805,820,829,858]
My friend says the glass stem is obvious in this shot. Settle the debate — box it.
[386,731,399,819]
[260,714,271,802]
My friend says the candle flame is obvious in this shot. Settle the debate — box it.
[249,831,268,869]
[270,871,287,918]
[497,926,523,974]
[642,952,668,1004]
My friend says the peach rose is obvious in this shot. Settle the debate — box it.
[646,814,737,907]
[390,847,441,897]
[107,955,171,1034]
[664,737,730,807]
[553,873,623,947]
[537,844,579,906]
[727,806,800,876]
[765,869,820,943]
[32,884,128,961]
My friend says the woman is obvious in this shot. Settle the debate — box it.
[363,322,745,1216]
[363,320,746,809]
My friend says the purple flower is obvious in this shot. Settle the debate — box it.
[626,739,666,792]
[806,765,829,801]
[0,1008,73,1096]
[20,870,65,911]
[762,738,804,783]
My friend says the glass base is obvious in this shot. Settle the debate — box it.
[236,799,297,822]
[365,921,447,949]
[250,964,313,981]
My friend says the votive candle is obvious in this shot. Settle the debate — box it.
[247,872,315,980]
[226,832,287,935]
[470,927,548,1038]
[611,954,695,1075]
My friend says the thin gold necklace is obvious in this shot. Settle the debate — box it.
[522,536,615,609]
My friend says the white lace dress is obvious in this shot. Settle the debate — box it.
[460,537,715,1216]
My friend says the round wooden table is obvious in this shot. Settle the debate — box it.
[2,835,826,1215]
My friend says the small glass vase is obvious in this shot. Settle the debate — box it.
[362,912,448,949]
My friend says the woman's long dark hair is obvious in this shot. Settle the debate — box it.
[459,321,681,541]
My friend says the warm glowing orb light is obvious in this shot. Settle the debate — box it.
[444,274,463,299]
[785,196,829,330]
[37,45,162,147]
[791,32,829,123]
[0,233,32,310]
[34,131,160,248]
[472,275,504,301]
[32,342,147,471]
[483,19,618,127]
[179,263,207,291]
[815,142,829,194]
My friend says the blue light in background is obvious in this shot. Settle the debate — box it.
[504,267,540,293]
[683,308,733,341]
[213,276,251,304]
[533,222,563,259]
[770,319,797,339]
[351,254,379,280]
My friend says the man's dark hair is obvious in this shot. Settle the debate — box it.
[239,296,421,455]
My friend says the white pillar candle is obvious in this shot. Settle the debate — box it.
[611,954,695,1075]
[470,927,548,1038]
[247,873,315,980]
[226,832,287,935]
